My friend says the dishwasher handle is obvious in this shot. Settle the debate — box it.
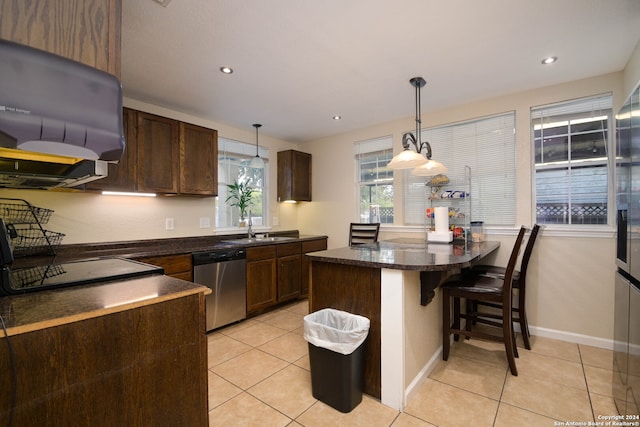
[192,249,246,265]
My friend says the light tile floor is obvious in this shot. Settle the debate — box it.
[207,300,619,426]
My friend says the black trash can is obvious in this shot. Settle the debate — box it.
[303,308,370,413]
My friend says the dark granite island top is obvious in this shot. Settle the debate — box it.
[307,238,500,411]
[305,238,500,271]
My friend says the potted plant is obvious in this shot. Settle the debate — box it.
[226,179,254,226]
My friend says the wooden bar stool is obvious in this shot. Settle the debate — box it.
[442,226,527,376]
[466,224,541,350]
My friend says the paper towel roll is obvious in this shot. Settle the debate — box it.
[434,206,449,233]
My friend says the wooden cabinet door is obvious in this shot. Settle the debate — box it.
[277,254,301,302]
[86,107,137,191]
[179,123,218,196]
[301,238,328,297]
[246,246,277,315]
[135,254,193,281]
[278,150,312,202]
[136,112,180,194]
[0,0,122,78]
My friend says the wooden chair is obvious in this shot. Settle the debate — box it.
[348,223,380,246]
[442,226,527,376]
[466,224,541,350]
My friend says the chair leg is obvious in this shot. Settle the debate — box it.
[442,289,451,361]
[518,287,532,350]
[453,297,461,342]
[465,299,473,338]
[503,311,518,376]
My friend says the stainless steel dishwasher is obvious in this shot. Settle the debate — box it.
[193,247,246,331]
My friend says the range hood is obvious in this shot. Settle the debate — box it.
[0,39,125,189]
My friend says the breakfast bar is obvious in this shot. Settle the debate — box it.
[306,238,500,410]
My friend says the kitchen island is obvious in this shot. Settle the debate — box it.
[307,238,500,411]
[0,275,211,426]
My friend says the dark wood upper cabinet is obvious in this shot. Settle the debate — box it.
[88,109,218,196]
[179,123,218,196]
[86,107,137,192]
[0,0,122,78]
[278,150,312,202]
[137,112,180,194]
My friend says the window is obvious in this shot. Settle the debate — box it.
[404,112,517,226]
[531,94,612,225]
[217,137,268,228]
[355,136,394,223]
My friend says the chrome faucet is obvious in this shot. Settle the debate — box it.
[247,211,255,238]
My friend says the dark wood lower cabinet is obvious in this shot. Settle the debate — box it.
[0,293,208,426]
[277,243,302,303]
[135,253,193,281]
[246,238,327,315]
[246,246,278,315]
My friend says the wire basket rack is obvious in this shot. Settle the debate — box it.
[10,263,66,289]
[0,198,64,257]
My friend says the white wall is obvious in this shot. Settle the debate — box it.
[300,70,633,345]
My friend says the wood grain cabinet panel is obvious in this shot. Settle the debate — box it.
[87,109,218,196]
[85,107,137,191]
[136,112,180,194]
[179,122,218,196]
[276,243,302,302]
[246,246,278,315]
[0,0,122,78]
[136,254,193,282]
[278,150,312,202]
[0,294,208,426]
[301,238,328,297]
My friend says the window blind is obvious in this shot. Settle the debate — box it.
[403,112,516,226]
[355,136,394,223]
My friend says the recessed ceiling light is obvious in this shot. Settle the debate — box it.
[333,115,342,120]
[220,66,233,74]
[541,56,557,65]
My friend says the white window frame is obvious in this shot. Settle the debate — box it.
[531,93,613,229]
[355,136,394,224]
[217,137,269,229]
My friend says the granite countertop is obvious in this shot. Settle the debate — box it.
[306,238,500,271]
[53,232,328,261]
[0,275,211,337]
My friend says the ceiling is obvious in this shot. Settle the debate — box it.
[122,0,640,144]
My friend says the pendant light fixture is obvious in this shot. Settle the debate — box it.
[387,77,447,176]
[249,123,264,169]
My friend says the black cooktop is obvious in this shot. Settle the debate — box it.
[0,257,164,296]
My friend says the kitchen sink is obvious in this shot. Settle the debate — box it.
[225,236,295,244]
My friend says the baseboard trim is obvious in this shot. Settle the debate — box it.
[528,326,613,350]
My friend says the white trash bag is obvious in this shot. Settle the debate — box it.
[303,308,370,355]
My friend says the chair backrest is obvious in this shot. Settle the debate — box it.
[502,226,528,307]
[519,224,541,282]
[349,223,380,246]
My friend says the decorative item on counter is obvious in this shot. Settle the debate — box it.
[470,221,485,242]
[226,178,255,227]
[427,174,449,186]
[441,190,469,198]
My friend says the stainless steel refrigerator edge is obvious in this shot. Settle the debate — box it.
[614,81,640,416]
[193,247,247,331]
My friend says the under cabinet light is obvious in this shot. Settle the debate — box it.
[102,191,157,197]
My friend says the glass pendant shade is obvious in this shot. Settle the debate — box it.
[411,159,448,176]
[250,123,264,169]
[387,149,428,169]
[249,155,264,169]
